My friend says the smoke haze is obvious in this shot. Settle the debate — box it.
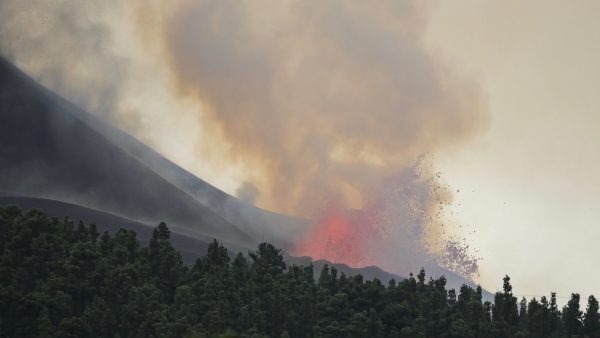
[0,0,489,278]
[0,0,126,119]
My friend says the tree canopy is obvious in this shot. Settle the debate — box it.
[0,205,597,337]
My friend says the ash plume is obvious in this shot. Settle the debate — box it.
[164,0,488,216]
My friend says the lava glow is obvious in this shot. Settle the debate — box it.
[293,205,370,267]
[292,167,481,280]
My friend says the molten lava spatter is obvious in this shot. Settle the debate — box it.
[292,167,481,280]
[293,206,368,266]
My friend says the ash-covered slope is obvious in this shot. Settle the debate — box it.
[61,98,308,248]
[0,57,249,245]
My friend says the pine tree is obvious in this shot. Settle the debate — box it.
[483,301,493,322]
[417,268,426,287]
[448,289,457,307]
[503,276,519,326]
[249,242,286,276]
[539,296,551,337]
[564,293,582,337]
[548,292,562,335]
[206,239,230,267]
[527,297,545,338]
[584,295,600,338]
[519,297,527,327]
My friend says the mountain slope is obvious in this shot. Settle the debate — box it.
[0,57,249,244]
[55,96,308,247]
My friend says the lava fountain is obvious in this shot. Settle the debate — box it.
[293,204,372,267]
[292,163,480,280]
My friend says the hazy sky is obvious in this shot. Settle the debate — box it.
[2,0,600,300]
[427,0,600,299]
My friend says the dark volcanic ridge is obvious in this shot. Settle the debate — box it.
[0,55,300,249]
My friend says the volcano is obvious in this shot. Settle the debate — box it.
[0,56,304,248]
[0,57,487,294]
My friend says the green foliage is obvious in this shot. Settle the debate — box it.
[584,295,600,338]
[0,206,597,337]
[564,293,583,337]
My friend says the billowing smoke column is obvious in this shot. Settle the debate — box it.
[165,0,487,217]
[165,1,488,277]
[0,0,488,279]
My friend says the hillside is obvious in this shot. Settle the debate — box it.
[61,97,308,247]
[0,57,251,245]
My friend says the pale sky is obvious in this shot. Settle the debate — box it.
[427,0,600,298]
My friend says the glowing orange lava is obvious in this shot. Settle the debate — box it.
[292,205,369,267]
[292,170,481,280]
